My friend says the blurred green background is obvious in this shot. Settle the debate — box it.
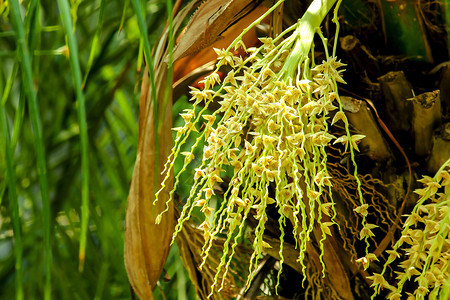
[0,0,194,299]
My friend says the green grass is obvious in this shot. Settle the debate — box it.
[0,1,192,299]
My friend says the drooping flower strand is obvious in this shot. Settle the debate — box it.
[316,10,373,260]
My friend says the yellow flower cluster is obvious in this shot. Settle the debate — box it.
[370,159,450,300]
[155,34,363,293]
[154,0,368,295]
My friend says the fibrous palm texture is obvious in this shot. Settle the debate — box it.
[154,0,374,296]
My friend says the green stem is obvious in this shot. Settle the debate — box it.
[332,0,343,57]
[224,0,286,54]
[56,0,90,273]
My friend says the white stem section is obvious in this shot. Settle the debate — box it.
[283,0,338,78]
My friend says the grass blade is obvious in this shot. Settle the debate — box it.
[0,75,23,300]
[82,0,106,88]
[1,63,17,106]
[119,0,130,33]
[130,0,158,147]
[55,0,90,272]
[8,1,52,298]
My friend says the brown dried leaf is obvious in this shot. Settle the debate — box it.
[173,3,269,93]
[124,63,174,299]
[173,0,263,61]
[122,1,202,293]
[123,1,207,296]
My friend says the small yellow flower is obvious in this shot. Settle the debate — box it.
[231,187,239,196]
[227,148,239,160]
[189,87,209,103]
[308,190,320,200]
[300,101,319,114]
[263,134,277,148]
[367,273,390,293]
[404,212,422,228]
[359,223,378,239]
[201,206,214,218]
[262,68,276,80]
[233,197,246,208]
[350,134,366,152]
[172,127,186,140]
[230,160,243,173]
[194,169,205,180]
[234,135,242,148]
[353,204,369,217]
[286,133,303,145]
[314,170,332,186]
[181,152,194,164]
[245,140,256,156]
[312,132,336,146]
[331,110,348,126]
[266,170,277,182]
[320,202,335,217]
[321,222,334,236]
[252,163,264,177]
[180,109,194,122]
[261,240,272,248]
[206,72,221,87]
[214,48,235,67]
[204,188,214,199]
[209,174,223,187]
[203,146,213,160]
[195,199,206,207]
[233,55,244,66]
[155,214,162,225]
[267,119,281,134]
[202,114,216,125]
